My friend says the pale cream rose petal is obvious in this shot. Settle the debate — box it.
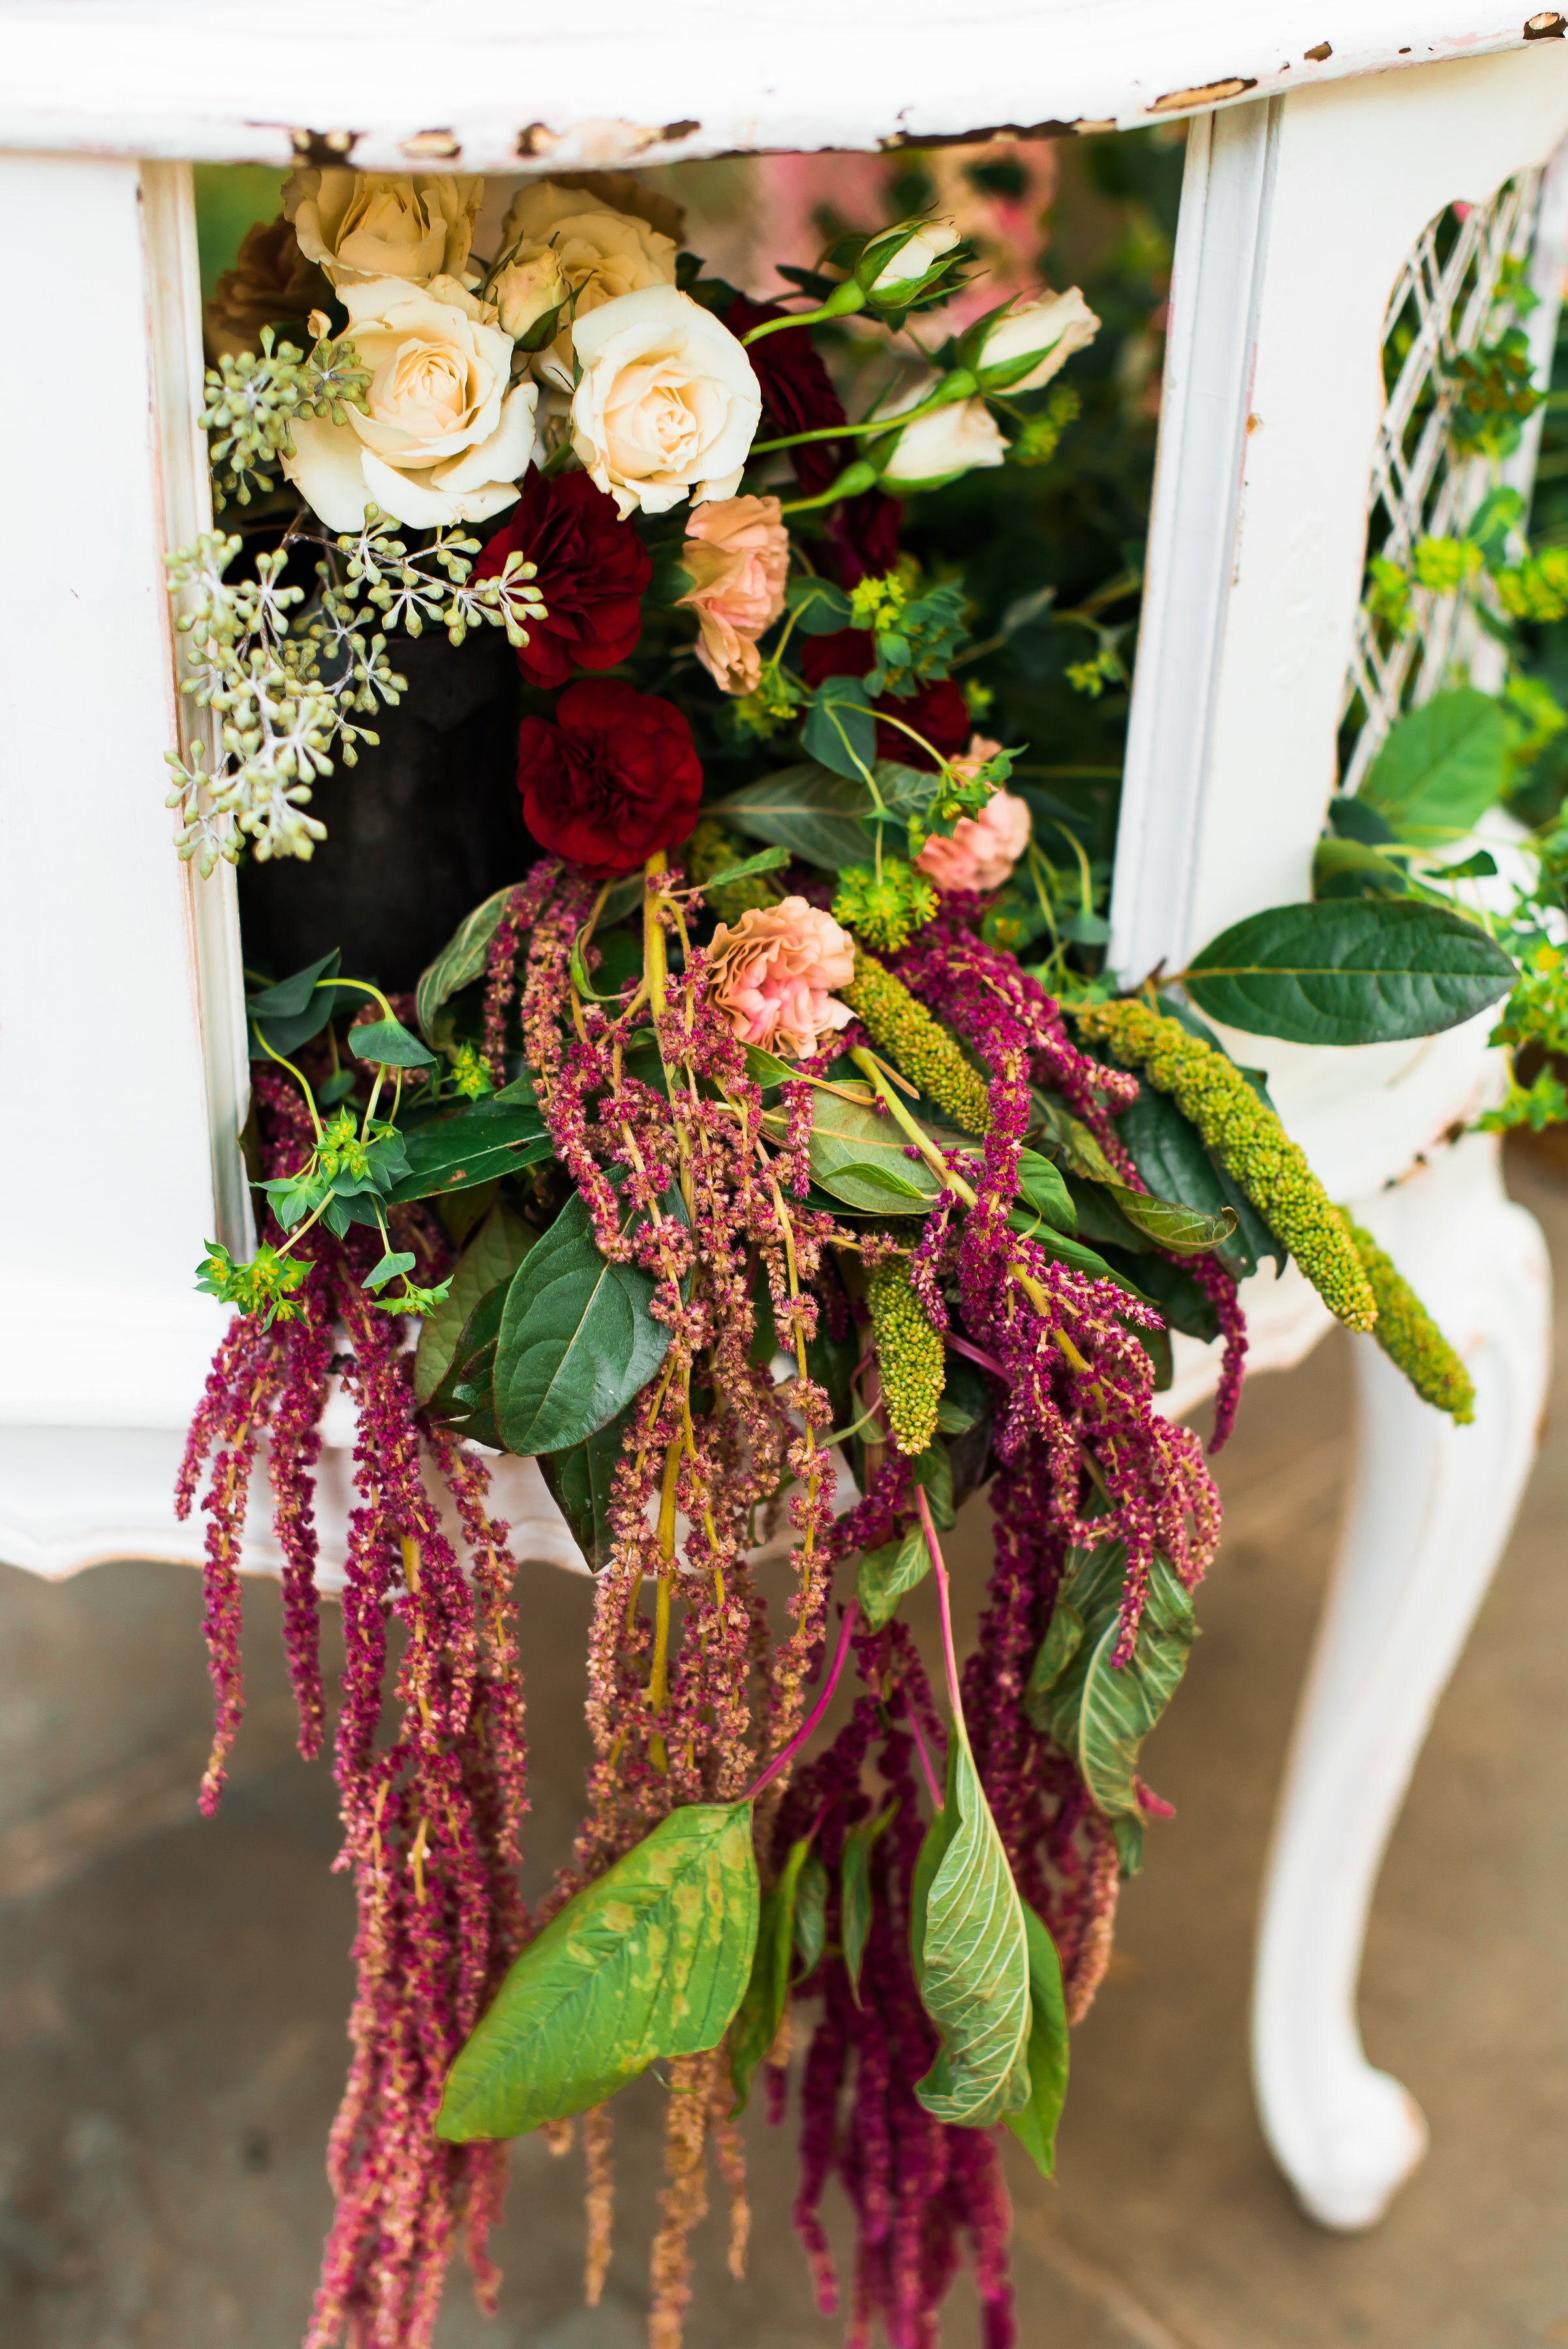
[433,382,538,493]
[281,415,377,530]
[357,447,519,530]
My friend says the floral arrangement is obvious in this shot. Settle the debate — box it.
[170,163,1521,2349]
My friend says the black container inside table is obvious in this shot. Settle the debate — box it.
[237,629,530,993]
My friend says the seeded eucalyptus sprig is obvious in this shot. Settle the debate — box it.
[200,327,372,508]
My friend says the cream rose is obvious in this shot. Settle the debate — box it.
[972,288,1100,393]
[283,170,480,286]
[869,218,962,300]
[876,374,1007,491]
[707,898,857,1060]
[678,496,789,694]
[282,275,536,531]
[569,285,762,519]
[492,242,568,343]
[498,179,677,389]
[915,739,1032,894]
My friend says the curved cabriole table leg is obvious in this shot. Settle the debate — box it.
[1251,1132,1552,2230]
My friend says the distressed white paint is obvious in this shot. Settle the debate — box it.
[0,2,1565,170]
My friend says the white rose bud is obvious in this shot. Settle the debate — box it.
[493,242,568,343]
[971,289,1100,393]
[864,219,962,303]
[569,284,761,518]
[876,375,1008,491]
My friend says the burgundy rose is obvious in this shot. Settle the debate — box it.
[516,679,703,877]
[474,467,652,690]
[823,487,905,589]
[726,294,848,497]
[799,631,972,771]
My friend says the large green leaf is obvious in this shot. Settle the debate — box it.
[537,1405,634,1571]
[414,1203,536,1406]
[910,1733,1032,2128]
[1358,687,1510,847]
[1102,1182,1235,1257]
[857,1526,932,1631]
[386,1099,552,1204]
[729,1835,810,2116]
[1184,898,1516,1045]
[494,1191,671,1455]
[713,761,876,870]
[415,884,519,1042]
[1112,1075,1283,1282]
[791,1092,947,1215]
[1003,1903,1069,2179]
[802,675,878,781]
[438,1802,759,2139]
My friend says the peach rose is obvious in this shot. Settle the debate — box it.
[707,897,856,1060]
[678,496,789,694]
[915,737,1032,893]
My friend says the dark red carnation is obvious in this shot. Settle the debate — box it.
[799,631,972,772]
[726,294,850,497]
[474,467,651,690]
[516,679,703,878]
[823,487,905,588]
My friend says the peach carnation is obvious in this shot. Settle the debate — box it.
[707,897,856,1060]
[915,736,1032,893]
[679,495,790,694]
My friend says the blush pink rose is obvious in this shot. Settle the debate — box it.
[679,494,790,694]
[915,735,1032,893]
[707,896,856,1059]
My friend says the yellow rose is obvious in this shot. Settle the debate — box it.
[283,170,481,286]
[498,179,677,390]
[569,284,761,519]
[282,276,536,531]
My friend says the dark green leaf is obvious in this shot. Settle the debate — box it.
[415,1204,537,1407]
[793,1850,829,1978]
[1112,1076,1282,1282]
[1003,1903,1069,2179]
[1314,837,1415,900]
[910,1732,1032,2127]
[801,676,877,782]
[857,1527,932,1630]
[1359,687,1510,846]
[415,888,517,1041]
[743,1042,796,1092]
[698,845,792,892]
[438,1802,759,2138]
[1064,1174,1150,1253]
[249,949,343,1054]
[1028,1601,1084,1696]
[1184,898,1516,1045]
[825,1157,930,1201]
[537,1405,633,1571]
[1103,1182,1235,1257]
[713,761,875,870]
[386,1099,551,1205]
[790,1092,947,1216]
[363,1249,415,1291]
[1008,1213,1159,1305]
[1108,1248,1219,1343]
[910,1439,955,1531]
[348,1015,438,1069]
[1016,1148,1076,1235]
[935,1353,991,1436]
[1030,1091,1121,1182]
[841,1805,897,2003]
[494,1191,671,1455]
[785,574,853,635]
[1328,793,1396,846]
[730,1837,810,2115]
[423,1275,513,1446]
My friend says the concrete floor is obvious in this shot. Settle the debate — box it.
[1,1146,1564,2348]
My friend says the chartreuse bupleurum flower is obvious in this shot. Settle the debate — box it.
[869,1258,945,1456]
[196,1239,311,1329]
[840,950,992,1136]
[833,859,938,954]
[1077,998,1377,1333]
[1335,1210,1475,1423]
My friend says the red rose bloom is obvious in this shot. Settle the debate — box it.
[799,631,972,772]
[474,468,651,690]
[516,679,703,878]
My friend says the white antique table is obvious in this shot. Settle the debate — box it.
[0,0,1561,2237]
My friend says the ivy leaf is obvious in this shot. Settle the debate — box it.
[857,1527,932,1631]
[801,675,878,783]
[713,761,875,870]
[537,1405,634,1571]
[785,574,854,635]
[729,1836,811,2117]
[841,1805,897,2003]
[348,1015,438,1069]
[1003,1903,1070,2179]
[494,1191,671,1455]
[1184,898,1516,1045]
[793,1850,829,1977]
[910,1733,1032,2128]
[414,1203,537,1408]
[438,1802,759,2139]
[385,1099,551,1205]
[1359,687,1511,846]
[415,884,522,1042]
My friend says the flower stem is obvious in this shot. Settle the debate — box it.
[915,1482,968,1748]
[743,1600,861,1804]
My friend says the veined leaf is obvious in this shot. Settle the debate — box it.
[1359,687,1510,846]
[438,1802,759,2139]
[386,1099,552,1205]
[699,844,792,893]
[414,1203,536,1407]
[1003,1903,1069,2179]
[793,1850,829,1977]
[828,1157,930,1201]
[802,675,877,782]
[841,1804,897,2003]
[1028,1601,1084,1697]
[714,761,875,870]
[348,1014,437,1069]
[785,574,853,635]
[1184,898,1515,1045]
[1031,1090,1120,1184]
[1111,1075,1282,1282]
[495,1191,672,1456]
[538,1405,633,1571]
[1103,1182,1235,1257]
[857,1526,932,1631]
[786,1092,947,1215]
[743,1042,796,1092]
[416,884,520,1042]
[911,1733,1032,2128]
[730,1836,810,2116]
[1017,1148,1076,1235]
[1008,1213,1160,1306]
